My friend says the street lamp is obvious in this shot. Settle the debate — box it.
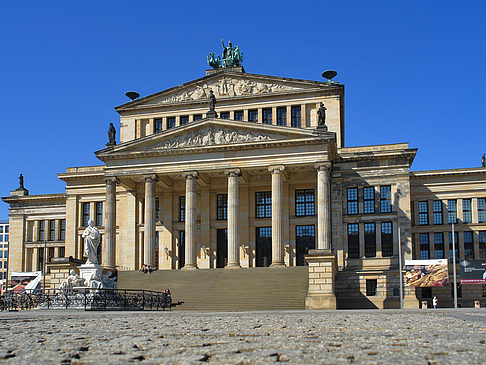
[451,222,458,309]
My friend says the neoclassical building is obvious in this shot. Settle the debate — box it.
[4,64,486,308]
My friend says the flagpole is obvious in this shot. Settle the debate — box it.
[452,222,457,309]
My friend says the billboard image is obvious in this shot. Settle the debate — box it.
[404,259,449,287]
[460,260,486,284]
[8,271,42,293]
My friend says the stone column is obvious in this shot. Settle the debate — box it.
[225,168,241,268]
[315,163,332,250]
[269,165,285,266]
[143,174,158,266]
[103,177,118,269]
[183,171,198,269]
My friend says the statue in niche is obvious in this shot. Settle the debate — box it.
[317,102,327,127]
[82,220,101,265]
[209,90,216,111]
[107,123,116,147]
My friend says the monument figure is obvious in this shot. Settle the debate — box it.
[317,102,327,127]
[209,90,216,111]
[107,123,116,147]
[482,154,485,168]
[18,174,24,189]
[60,269,86,291]
[207,40,243,69]
[82,220,101,265]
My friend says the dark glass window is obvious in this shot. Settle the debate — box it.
[447,200,457,224]
[248,109,258,122]
[167,117,176,129]
[82,202,90,227]
[220,112,230,119]
[296,225,315,266]
[59,220,66,241]
[480,232,486,260]
[295,189,315,217]
[276,107,286,126]
[433,200,443,225]
[449,231,459,262]
[381,222,393,257]
[262,108,272,124]
[434,232,444,259]
[366,279,377,296]
[420,233,429,260]
[48,220,55,241]
[234,111,243,121]
[155,198,160,222]
[291,106,301,127]
[347,188,358,215]
[478,198,486,223]
[59,246,65,257]
[348,224,359,259]
[38,221,45,242]
[4,226,7,233]
[95,202,103,226]
[179,196,185,222]
[256,191,272,218]
[180,115,189,125]
[363,187,375,214]
[154,118,163,133]
[38,247,44,271]
[48,247,55,260]
[422,287,432,299]
[418,201,428,225]
[380,186,391,213]
[364,223,376,258]
[464,231,474,259]
[463,199,472,223]
[193,114,202,121]
[217,194,228,220]
[178,230,185,269]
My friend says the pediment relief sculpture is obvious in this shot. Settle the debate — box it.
[148,127,274,150]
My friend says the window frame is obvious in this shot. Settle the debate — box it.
[216,194,228,221]
[262,108,272,124]
[433,200,443,225]
[363,187,375,214]
[291,105,301,127]
[347,188,358,215]
[418,201,429,225]
[255,191,272,219]
[295,189,315,217]
[380,185,391,213]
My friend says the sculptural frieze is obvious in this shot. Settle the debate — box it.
[151,127,273,150]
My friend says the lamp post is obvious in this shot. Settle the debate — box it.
[452,222,458,309]
[398,225,403,310]
[43,239,47,294]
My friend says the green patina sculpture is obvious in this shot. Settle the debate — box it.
[207,39,243,69]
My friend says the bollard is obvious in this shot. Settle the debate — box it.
[474,300,480,308]
[421,300,428,309]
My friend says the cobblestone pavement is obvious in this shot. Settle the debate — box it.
[0,309,485,364]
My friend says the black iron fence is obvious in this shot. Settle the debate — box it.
[0,289,171,311]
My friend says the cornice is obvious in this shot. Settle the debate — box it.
[2,193,66,204]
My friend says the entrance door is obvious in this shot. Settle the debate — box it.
[256,227,272,267]
[296,225,315,266]
[216,229,228,268]
[178,230,185,269]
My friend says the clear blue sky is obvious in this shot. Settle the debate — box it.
[1,1,485,219]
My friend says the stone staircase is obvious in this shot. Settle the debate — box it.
[118,266,309,311]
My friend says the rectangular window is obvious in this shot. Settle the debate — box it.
[480,231,486,260]
[447,200,457,224]
[449,231,459,261]
[48,220,55,241]
[418,201,428,225]
[179,196,185,222]
[59,246,65,258]
[154,118,163,133]
[347,188,358,215]
[38,221,45,241]
[380,186,391,213]
[48,247,55,260]
[0,227,3,233]
[262,108,272,124]
[276,107,286,126]
[155,198,160,222]
[95,202,103,226]
[180,115,189,125]
[295,189,315,217]
[463,199,472,223]
[434,232,444,259]
[478,198,486,223]
[381,222,393,257]
[82,202,90,227]
[291,105,301,127]
[167,117,176,129]
[217,194,228,220]
[219,112,230,119]
[234,111,243,121]
[364,223,376,257]
[0,236,3,242]
[5,226,8,233]
[433,200,443,225]
[420,233,429,260]
[363,187,375,214]
[464,231,474,259]
[366,279,377,296]
[193,114,202,121]
[248,109,258,122]
[255,191,272,218]
[347,224,359,259]
[59,220,66,241]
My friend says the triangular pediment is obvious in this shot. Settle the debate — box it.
[116,71,338,111]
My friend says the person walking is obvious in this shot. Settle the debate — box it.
[433,296,438,309]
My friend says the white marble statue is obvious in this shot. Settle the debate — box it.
[60,269,86,291]
[82,220,101,265]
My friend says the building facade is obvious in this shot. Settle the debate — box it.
[0,220,8,283]
[3,66,486,308]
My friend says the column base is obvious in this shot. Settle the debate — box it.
[403,295,420,309]
[270,262,285,267]
[225,263,241,269]
[182,264,198,270]
[305,294,337,310]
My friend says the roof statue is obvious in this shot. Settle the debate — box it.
[207,40,243,69]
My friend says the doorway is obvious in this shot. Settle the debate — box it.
[216,229,228,268]
[256,227,272,267]
[178,230,185,269]
[296,225,315,266]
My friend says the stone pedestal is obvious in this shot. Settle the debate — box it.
[79,264,103,285]
[305,249,337,310]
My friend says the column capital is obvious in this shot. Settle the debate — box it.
[314,162,332,172]
[143,173,159,182]
[104,176,119,185]
[224,168,241,177]
[268,165,285,174]
[182,171,199,180]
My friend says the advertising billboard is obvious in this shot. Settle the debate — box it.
[404,259,449,287]
[8,271,42,293]
[460,260,486,284]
